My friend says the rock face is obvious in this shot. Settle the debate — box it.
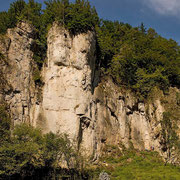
[0,22,36,126]
[0,22,179,163]
[33,23,179,160]
[33,24,97,148]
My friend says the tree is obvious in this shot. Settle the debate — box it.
[65,0,99,34]
[44,0,67,26]
[109,24,180,97]
[0,124,45,177]
[96,20,132,68]
[0,12,9,34]
[7,0,26,28]
[20,0,42,29]
[139,22,146,34]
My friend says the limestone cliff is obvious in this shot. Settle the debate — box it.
[0,22,179,164]
[0,22,36,126]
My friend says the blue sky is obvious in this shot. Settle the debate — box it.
[0,0,180,44]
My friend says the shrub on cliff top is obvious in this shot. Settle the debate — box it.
[43,0,99,34]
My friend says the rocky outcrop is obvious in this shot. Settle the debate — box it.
[32,23,179,163]
[0,22,179,164]
[0,22,36,125]
[33,23,97,145]
[93,81,163,155]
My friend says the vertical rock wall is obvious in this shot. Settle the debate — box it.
[34,23,97,157]
[33,23,168,159]
[0,22,36,126]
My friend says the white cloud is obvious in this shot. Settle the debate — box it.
[142,0,180,16]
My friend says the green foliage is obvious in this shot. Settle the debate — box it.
[161,112,179,156]
[43,0,99,34]
[7,0,26,28]
[32,67,42,84]
[0,124,44,177]
[43,0,69,26]
[0,12,9,34]
[96,20,180,97]
[19,0,42,29]
[65,0,99,34]
[1,0,41,31]
[96,20,132,68]
[43,132,77,169]
[0,0,99,36]
[106,26,180,97]
[94,147,180,180]
[0,104,11,145]
[0,123,80,178]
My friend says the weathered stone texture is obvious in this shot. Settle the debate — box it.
[1,22,179,164]
[0,22,36,125]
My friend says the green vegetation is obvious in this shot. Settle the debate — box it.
[159,90,180,163]
[43,0,99,34]
[0,123,86,179]
[97,21,180,97]
[0,104,11,145]
[0,12,9,34]
[32,67,42,84]
[161,112,179,159]
[0,119,179,179]
[90,145,180,180]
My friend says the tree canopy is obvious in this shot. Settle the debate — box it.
[96,20,180,97]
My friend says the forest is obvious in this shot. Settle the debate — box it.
[0,0,180,179]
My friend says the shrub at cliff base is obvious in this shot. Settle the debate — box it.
[0,123,85,179]
[0,104,11,145]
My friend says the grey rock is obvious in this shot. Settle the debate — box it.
[99,171,110,180]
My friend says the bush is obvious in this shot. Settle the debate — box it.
[0,104,11,145]
[0,123,80,178]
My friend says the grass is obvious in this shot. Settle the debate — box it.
[89,145,180,180]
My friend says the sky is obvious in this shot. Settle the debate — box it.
[0,0,180,44]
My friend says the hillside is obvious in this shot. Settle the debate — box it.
[0,0,180,179]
